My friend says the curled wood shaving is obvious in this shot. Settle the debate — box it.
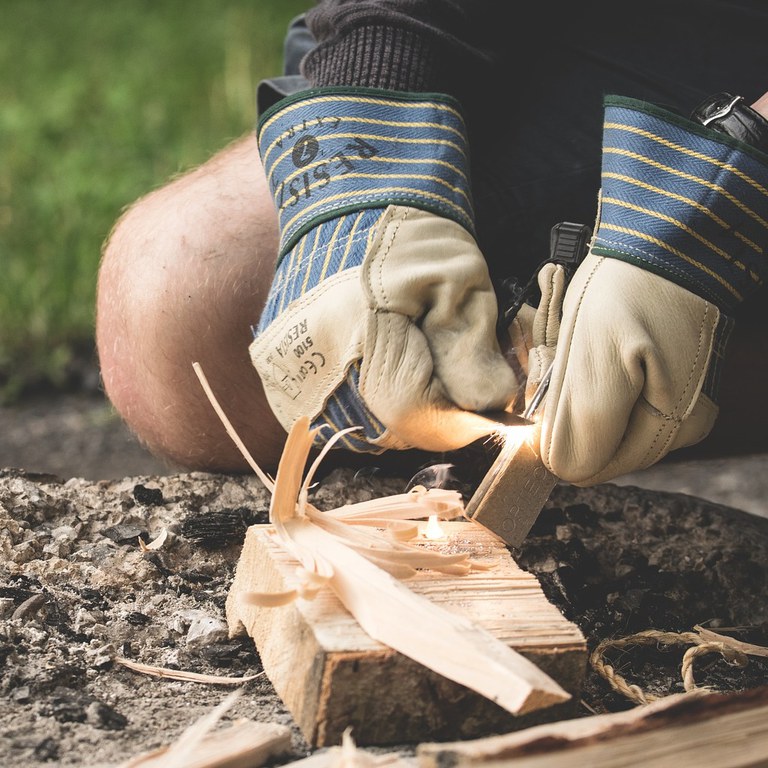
[193,362,275,491]
[244,567,329,607]
[115,656,264,685]
[193,360,482,582]
[138,528,169,552]
[334,727,385,768]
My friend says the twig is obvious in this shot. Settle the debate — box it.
[115,656,264,685]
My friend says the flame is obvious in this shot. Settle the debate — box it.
[424,514,446,540]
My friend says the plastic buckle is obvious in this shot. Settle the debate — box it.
[497,221,591,334]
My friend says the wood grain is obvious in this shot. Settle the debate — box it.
[226,521,586,747]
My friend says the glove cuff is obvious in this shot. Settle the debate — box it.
[257,86,475,260]
[591,95,768,314]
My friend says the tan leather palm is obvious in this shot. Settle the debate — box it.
[250,205,519,451]
[540,253,721,485]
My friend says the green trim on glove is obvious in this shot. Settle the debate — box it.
[592,95,768,314]
[258,87,475,262]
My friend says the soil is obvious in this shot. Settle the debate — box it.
[2,391,768,767]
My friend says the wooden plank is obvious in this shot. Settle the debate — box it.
[226,521,586,747]
[417,685,768,768]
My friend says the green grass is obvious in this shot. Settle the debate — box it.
[0,0,311,399]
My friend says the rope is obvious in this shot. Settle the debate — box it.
[590,625,762,705]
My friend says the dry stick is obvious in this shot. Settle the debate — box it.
[115,656,264,686]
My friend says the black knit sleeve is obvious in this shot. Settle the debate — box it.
[301,0,499,101]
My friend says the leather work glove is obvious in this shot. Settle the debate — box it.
[539,95,768,485]
[507,261,567,410]
[250,87,519,453]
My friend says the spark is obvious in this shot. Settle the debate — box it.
[494,423,536,452]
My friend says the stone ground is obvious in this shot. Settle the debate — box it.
[2,391,768,767]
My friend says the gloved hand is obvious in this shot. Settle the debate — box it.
[538,95,768,485]
[250,87,519,453]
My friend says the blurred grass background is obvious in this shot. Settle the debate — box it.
[0,0,310,401]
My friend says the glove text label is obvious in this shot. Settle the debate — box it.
[264,319,327,401]
[274,320,308,359]
[271,134,380,213]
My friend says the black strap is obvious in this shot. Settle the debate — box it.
[691,92,768,153]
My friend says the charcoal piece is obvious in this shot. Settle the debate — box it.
[564,503,598,526]
[0,643,14,667]
[42,691,88,723]
[35,665,87,695]
[142,551,173,576]
[132,484,164,506]
[87,700,128,730]
[101,522,147,545]
[0,467,63,485]
[528,506,567,537]
[33,737,59,762]
[125,611,151,626]
[179,569,214,583]
[181,506,255,548]
[196,641,242,668]
[0,586,36,603]
[79,587,110,610]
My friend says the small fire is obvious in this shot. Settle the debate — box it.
[424,514,446,540]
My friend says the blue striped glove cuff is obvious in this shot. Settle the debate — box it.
[592,95,768,314]
[257,87,475,263]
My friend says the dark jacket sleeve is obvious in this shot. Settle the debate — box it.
[301,0,501,102]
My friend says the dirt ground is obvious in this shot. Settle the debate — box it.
[2,391,768,767]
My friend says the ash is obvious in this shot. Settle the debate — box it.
[2,464,768,767]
